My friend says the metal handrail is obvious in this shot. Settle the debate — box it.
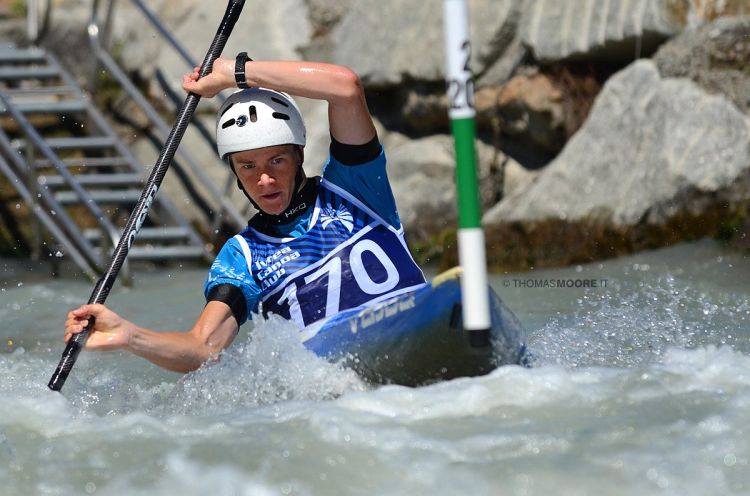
[26,0,53,45]
[0,92,124,270]
[129,0,198,70]
[45,51,213,261]
[88,30,245,229]
[88,0,244,234]
[0,149,98,281]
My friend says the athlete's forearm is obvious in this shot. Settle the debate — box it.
[206,58,362,103]
[126,328,215,373]
[126,302,239,374]
[245,60,363,103]
[184,57,376,148]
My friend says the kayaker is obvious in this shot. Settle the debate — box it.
[63,56,426,372]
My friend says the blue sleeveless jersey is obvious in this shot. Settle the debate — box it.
[229,179,425,329]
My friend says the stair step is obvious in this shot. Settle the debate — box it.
[47,136,118,149]
[0,66,59,80]
[34,157,133,168]
[4,86,77,97]
[40,173,143,188]
[84,226,193,243]
[1,99,86,115]
[0,48,47,63]
[137,227,194,241]
[54,188,143,205]
[93,244,206,261]
[16,136,118,150]
[127,245,206,260]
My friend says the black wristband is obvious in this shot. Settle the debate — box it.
[235,52,252,89]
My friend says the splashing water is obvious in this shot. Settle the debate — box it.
[526,267,749,368]
[163,316,368,416]
[1,240,749,494]
[57,315,368,418]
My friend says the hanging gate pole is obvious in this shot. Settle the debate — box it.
[442,0,491,347]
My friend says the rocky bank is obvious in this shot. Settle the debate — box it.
[4,0,750,270]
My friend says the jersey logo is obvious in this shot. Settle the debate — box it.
[320,204,354,232]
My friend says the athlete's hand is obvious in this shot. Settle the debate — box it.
[64,304,133,351]
[182,57,235,98]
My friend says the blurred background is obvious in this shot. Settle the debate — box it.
[0,0,749,280]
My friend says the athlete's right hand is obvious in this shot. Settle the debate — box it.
[64,304,133,351]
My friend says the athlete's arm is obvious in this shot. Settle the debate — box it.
[182,59,376,146]
[64,302,239,373]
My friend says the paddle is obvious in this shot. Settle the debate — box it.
[48,0,246,391]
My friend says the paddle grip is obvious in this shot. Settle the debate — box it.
[48,317,95,391]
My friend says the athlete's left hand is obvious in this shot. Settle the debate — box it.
[182,57,235,98]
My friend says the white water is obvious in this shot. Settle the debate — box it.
[1,240,749,495]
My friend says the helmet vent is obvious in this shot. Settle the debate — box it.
[271,97,290,107]
[249,105,258,123]
[221,118,236,129]
[272,112,290,121]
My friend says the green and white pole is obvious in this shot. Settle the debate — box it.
[443,0,491,347]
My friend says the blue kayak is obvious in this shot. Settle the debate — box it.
[298,268,528,386]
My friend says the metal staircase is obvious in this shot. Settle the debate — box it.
[0,43,212,278]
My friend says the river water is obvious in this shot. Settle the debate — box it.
[1,239,749,495]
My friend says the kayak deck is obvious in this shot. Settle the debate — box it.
[301,268,528,386]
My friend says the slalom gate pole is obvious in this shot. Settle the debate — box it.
[442,0,491,347]
[47,0,246,391]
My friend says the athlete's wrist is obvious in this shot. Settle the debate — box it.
[122,323,141,352]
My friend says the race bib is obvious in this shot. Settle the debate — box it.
[262,226,424,328]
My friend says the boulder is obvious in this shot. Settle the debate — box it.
[654,15,750,115]
[386,134,512,244]
[520,0,683,63]
[327,0,522,87]
[482,59,750,269]
[519,0,750,65]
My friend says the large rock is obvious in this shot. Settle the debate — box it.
[653,16,750,115]
[386,134,515,244]
[520,0,683,63]
[482,59,750,269]
[328,0,521,87]
[520,0,750,65]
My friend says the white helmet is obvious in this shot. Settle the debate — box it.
[216,88,306,159]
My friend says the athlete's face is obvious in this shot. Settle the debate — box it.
[231,145,301,215]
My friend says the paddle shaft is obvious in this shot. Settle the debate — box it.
[48,0,246,391]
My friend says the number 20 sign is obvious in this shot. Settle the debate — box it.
[444,0,475,119]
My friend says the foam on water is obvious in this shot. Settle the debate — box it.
[160,315,368,416]
[2,344,749,494]
[527,271,749,368]
[38,315,368,419]
[290,345,750,495]
[2,242,749,494]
